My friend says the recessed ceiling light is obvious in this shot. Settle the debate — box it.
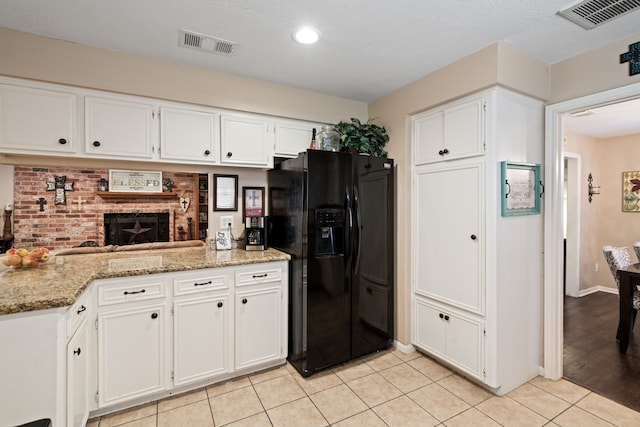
[292,27,319,44]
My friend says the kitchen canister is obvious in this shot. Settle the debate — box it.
[317,125,340,152]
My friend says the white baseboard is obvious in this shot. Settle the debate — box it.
[577,286,618,297]
[393,340,416,354]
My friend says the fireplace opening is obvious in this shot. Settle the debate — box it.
[104,213,170,246]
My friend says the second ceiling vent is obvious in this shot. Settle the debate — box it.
[179,29,237,56]
[558,0,640,29]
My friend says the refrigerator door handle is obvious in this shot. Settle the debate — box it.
[353,186,361,275]
[345,188,353,282]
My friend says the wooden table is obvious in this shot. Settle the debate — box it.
[616,262,640,353]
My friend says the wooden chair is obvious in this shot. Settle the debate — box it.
[603,245,640,339]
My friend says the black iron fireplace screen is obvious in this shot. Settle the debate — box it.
[104,213,170,246]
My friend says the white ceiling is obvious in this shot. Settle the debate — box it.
[564,98,640,139]
[1,0,640,136]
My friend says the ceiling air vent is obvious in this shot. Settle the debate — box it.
[178,29,237,56]
[558,0,640,29]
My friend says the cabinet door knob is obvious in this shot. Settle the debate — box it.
[444,315,450,321]
[58,138,67,145]
[439,313,444,319]
[217,302,223,308]
[442,148,449,154]
[77,305,86,315]
[438,150,445,156]
[204,150,211,156]
[470,234,477,240]
[227,152,233,157]
[242,298,248,304]
[73,347,82,356]
[151,312,158,319]
[93,141,101,147]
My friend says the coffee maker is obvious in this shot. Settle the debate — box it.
[245,216,268,251]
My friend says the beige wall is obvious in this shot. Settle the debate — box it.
[564,131,601,291]
[369,42,550,344]
[0,28,366,124]
[550,32,640,104]
[565,131,640,292]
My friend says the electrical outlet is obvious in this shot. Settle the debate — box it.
[595,262,600,272]
[220,215,234,229]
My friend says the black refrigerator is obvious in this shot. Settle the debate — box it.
[268,150,394,377]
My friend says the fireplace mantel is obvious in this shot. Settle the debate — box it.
[97,192,178,199]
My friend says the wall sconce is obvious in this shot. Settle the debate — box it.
[588,173,601,203]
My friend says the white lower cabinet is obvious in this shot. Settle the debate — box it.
[90,260,288,415]
[414,297,483,380]
[97,303,169,407]
[235,286,282,369]
[67,319,90,427]
[173,269,232,387]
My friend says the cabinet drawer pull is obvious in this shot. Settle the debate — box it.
[77,305,87,315]
[242,298,248,304]
[58,138,67,145]
[217,302,223,308]
[73,347,81,356]
[93,140,101,147]
[123,289,146,295]
[194,280,212,287]
[151,312,158,319]
[252,273,268,279]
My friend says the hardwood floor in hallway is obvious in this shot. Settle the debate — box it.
[564,292,640,412]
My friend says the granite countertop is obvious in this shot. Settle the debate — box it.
[0,247,290,316]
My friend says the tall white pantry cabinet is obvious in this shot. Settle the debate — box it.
[411,87,544,395]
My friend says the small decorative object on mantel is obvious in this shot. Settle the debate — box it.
[163,178,175,192]
[46,175,74,205]
[335,118,389,157]
[97,178,108,192]
[620,41,640,76]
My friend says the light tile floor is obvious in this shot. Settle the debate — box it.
[87,349,640,426]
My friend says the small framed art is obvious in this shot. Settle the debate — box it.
[501,161,542,216]
[214,174,238,211]
[243,186,265,219]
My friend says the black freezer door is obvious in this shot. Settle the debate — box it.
[351,155,394,359]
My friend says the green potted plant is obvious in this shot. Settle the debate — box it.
[335,118,390,157]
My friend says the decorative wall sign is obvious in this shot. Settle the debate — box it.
[620,41,640,76]
[179,196,191,213]
[501,162,542,216]
[109,170,163,193]
[622,171,640,212]
[46,175,74,205]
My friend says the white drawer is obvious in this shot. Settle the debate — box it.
[66,290,90,337]
[97,278,166,306]
[235,266,281,287]
[174,271,229,296]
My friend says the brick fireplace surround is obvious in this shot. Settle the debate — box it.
[12,166,198,250]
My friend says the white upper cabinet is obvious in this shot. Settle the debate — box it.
[220,113,271,167]
[413,95,485,165]
[160,106,217,163]
[274,119,321,158]
[85,96,155,159]
[0,84,77,154]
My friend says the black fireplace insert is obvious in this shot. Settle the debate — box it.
[104,213,170,246]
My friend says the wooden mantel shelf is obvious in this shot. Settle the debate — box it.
[97,192,178,199]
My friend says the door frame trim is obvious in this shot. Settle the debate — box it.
[544,81,640,380]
